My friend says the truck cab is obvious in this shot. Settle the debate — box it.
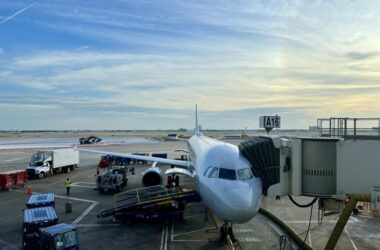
[26,149,79,179]
[26,151,52,179]
[40,224,79,250]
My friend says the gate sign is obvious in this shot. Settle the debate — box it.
[259,115,281,130]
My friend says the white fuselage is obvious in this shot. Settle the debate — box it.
[187,134,262,223]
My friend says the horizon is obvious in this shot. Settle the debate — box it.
[1,1,380,130]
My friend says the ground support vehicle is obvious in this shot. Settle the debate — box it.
[98,153,150,169]
[40,223,79,250]
[23,206,59,249]
[26,148,79,179]
[0,170,27,190]
[130,153,149,164]
[96,166,128,193]
[26,193,55,208]
[79,136,101,144]
[23,200,79,249]
[151,153,168,159]
[98,155,132,168]
[98,185,201,223]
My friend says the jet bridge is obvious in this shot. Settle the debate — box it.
[240,127,380,201]
[240,131,380,250]
[239,136,291,196]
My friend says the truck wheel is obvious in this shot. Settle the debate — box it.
[38,172,45,179]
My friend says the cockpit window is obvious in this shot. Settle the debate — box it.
[204,167,213,177]
[237,168,253,180]
[209,167,219,178]
[219,168,236,180]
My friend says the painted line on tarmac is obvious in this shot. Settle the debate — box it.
[75,224,121,227]
[238,237,261,242]
[71,201,99,225]
[10,190,99,225]
[284,220,358,224]
[171,222,174,241]
[172,227,215,238]
[71,182,96,188]
[345,228,358,250]
[170,222,213,243]
[234,228,255,233]
[51,179,66,185]
[164,224,168,250]
[1,157,24,162]
[55,194,99,225]
[160,225,168,250]
[308,230,312,247]
[55,194,96,203]
[75,181,96,185]
[51,169,95,185]
[171,239,207,242]
[268,222,283,236]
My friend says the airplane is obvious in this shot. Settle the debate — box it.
[77,105,263,240]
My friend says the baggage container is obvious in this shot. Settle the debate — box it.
[0,170,27,190]
[40,223,79,250]
[23,206,58,250]
[26,193,55,208]
[152,153,168,159]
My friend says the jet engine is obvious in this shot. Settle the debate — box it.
[141,162,164,187]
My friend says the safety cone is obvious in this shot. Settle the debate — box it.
[27,186,32,195]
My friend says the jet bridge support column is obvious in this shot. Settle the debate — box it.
[325,194,371,250]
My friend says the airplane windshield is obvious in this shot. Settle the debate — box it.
[219,168,236,180]
[208,167,219,178]
[204,166,213,177]
[237,168,253,180]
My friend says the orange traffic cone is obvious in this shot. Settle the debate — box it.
[27,186,32,195]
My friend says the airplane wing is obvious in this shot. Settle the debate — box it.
[165,167,195,178]
[76,147,191,168]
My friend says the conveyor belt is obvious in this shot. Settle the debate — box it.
[98,186,201,218]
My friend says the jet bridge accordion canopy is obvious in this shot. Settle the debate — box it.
[239,137,280,195]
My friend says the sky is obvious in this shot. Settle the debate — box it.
[0,0,380,130]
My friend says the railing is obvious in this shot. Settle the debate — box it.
[317,118,380,140]
[113,185,196,210]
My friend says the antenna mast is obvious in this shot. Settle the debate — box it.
[195,104,198,134]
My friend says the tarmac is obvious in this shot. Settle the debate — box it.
[1,140,380,250]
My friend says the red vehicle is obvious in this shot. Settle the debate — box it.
[98,155,110,168]
[0,170,27,190]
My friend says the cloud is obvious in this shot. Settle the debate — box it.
[74,45,91,52]
[0,3,35,25]
[1,1,380,129]
[344,51,379,61]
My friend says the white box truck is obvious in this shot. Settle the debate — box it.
[26,148,79,179]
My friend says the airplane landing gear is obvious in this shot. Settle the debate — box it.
[166,174,180,188]
[220,222,239,247]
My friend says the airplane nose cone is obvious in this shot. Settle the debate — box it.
[220,184,261,223]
